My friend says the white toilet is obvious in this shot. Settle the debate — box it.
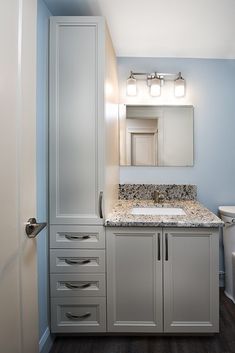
[219,206,235,303]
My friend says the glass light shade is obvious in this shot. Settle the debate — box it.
[150,77,161,96]
[126,76,137,96]
[174,77,185,97]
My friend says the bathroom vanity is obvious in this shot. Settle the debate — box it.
[50,185,223,334]
[105,198,222,334]
[107,227,218,333]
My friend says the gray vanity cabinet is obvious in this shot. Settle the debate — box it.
[107,227,219,333]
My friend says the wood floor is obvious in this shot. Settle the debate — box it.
[49,291,235,353]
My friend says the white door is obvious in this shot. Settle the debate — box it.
[107,228,163,332]
[0,1,39,353]
[131,133,156,166]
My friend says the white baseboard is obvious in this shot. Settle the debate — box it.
[39,327,54,353]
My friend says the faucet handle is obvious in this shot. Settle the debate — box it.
[154,190,162,203]
[158,192,165,203]
[153,190,165,203]
[153,190,158,197]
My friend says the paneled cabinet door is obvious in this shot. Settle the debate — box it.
[107,227,163,332]
[163,228,219,333]
[49,17,104,225]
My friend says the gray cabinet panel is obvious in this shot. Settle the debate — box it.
[163,228,219,333]
[107,228,163,332]
[49,18,104,224]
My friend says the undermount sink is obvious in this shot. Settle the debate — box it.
[131,207,186,216]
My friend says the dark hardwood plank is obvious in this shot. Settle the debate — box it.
[49,291,235,353]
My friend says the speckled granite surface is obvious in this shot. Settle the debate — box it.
[105,200,224,228]
[119,184,197,200]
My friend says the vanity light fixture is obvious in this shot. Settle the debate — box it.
[126,71,137,96]
[174,72,185,97]
[126,70,186,98]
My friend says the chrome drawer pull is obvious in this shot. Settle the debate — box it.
[65,282,91,289]
[65,234,90,240]
[66,312,91,320]
[64,258,91,265]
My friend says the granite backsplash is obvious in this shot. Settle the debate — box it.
[119,184,197,201]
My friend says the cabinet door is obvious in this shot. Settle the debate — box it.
[163,228,219,333]
[107,228,163,332]
[49,17,104,224]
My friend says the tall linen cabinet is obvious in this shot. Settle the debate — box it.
[49,17,119,333]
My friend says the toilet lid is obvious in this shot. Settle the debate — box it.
[219,206,235,217]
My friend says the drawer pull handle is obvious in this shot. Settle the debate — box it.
[66,312,91,320]
[99,191,103,219]
[65,234,90,240]
[165,233,169,261]
[65,259,91,265]
[65,282,91,289]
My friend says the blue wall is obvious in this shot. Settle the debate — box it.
[118,57,235,213]
[37,0,53,351]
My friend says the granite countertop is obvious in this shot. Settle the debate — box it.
[105,200,224,228]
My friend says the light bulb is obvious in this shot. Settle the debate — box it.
[150,76,161,97]
[126,72,137,96]
[175,72,185,97]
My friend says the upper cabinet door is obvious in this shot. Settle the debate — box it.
[49,18,105,224]
[163,228,219,333]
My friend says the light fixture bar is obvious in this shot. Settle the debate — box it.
[126,71,186,98]
[130,72,179,80]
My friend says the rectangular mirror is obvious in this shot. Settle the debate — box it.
[119,105,194,166]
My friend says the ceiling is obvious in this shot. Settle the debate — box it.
[44,0,235,59]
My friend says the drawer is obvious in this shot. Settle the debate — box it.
[50,249,105,273]
[50,274,106,297]
[51,297,106,333]
[50,225,105,249]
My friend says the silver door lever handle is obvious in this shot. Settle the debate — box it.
[25,218,47,238]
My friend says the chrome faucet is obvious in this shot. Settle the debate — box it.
[154,190,165,204]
